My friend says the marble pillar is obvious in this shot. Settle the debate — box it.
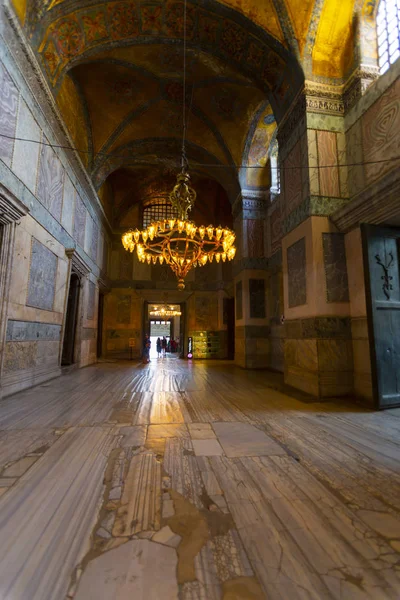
[233,192,269,369]
[277,85,354,397]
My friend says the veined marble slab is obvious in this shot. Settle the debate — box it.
[212,422,287,457]
[0,427,115,600]
[75,539,178,599]
[113,453,161,536]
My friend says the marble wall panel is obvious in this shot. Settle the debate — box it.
[26,239,57,311]
[3,341,37,373]
[0,61,19,167]
[269,272,281,319]
[12,99,40,194]
[249,279,266,319]
[90,220,99,265]
[287,237,306,307]
[346,120,365,197]
[61,175,75,235]
[73,194,86,249]
[120,250,133,280]
[194,295,218,331]
[236,280,243,320]
[270,204,281,255]
[307,129,319,196]
[322,233,349,303]
[246,220,264,259]
[117,295,131,324]
[362,78,400,186]
[37,138,64,222]
[283,138,302,215]
[6,321,61,341]
[87,281,96,320]
[84,213,92,256]
[336,131,348,198]
[316,130,340,198]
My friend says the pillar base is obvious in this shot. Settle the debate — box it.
[284,317,353,398]
[235,325,270,369]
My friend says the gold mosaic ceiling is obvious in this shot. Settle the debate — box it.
[11,0,375,225]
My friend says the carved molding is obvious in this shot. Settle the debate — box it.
[65,248,91,278]
[0,183,29,224]
[343,66,380,112]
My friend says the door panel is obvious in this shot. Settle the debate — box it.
[362,224,400,408]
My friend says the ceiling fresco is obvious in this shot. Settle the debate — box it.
[10,0,380,225]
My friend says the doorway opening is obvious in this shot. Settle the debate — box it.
[150,320,171,358]
[62,273,80,366]
[147,302,183,359]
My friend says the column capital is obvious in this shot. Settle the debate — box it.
[0,183,29,225]
[233,190,267,220]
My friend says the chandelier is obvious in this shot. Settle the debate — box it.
[121,0,236,290]
[149,305,182,318]
[121,170,236,290]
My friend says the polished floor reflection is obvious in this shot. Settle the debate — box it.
[0,359,400,599]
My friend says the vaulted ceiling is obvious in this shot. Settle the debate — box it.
[11,0,373,227]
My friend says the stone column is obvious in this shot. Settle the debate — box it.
[0,185,29,392]
[278,84,354,397]
[233,191,269,369]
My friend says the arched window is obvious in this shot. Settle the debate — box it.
[377,0,400,74]
[142,197,176,228]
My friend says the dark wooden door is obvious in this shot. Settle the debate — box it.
[62,274,80,365]
[97,293,104,358]
[362,224,400,409]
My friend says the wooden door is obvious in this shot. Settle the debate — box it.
[362,224,400,409]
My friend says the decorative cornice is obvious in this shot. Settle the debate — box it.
[304,81,344,116]
[66,248,91,277]
[0,183,29,224]
[331,167,400,232]
[343,66,380,113]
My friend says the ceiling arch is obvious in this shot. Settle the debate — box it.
[92,137,241,204]
[32,0,301,119]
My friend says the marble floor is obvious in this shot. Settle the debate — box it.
[0,360,400,599]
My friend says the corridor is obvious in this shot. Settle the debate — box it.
[0,360,400,599]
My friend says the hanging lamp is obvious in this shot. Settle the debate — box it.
[121,0,236,290]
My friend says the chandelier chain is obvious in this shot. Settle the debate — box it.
[182,0,188,171]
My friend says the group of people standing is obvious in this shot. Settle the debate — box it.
[142,335,179,364]
[156,337,168,358]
